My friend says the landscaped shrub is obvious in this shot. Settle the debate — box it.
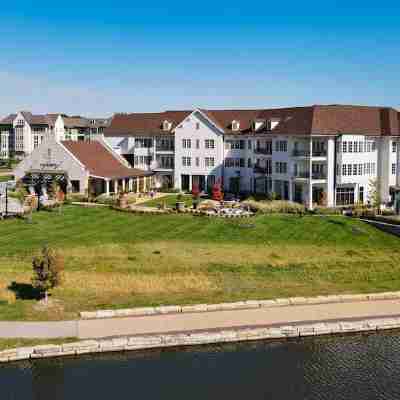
[198,199,220,211]
[312,207,343,215]
[242,200,306,214]
[67,193,89,203]
[95,194,118,206]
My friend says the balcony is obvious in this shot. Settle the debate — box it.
[292,149,310,157]
[152,161,174,171]
[156,146,174,152]
[292,149,327,158]
[294,172,327,180]
[253,165,269,174]
[254,147,272,155]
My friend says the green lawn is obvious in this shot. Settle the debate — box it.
[140,194,195,208]
[0,206,399,321]
[0,175,13,182]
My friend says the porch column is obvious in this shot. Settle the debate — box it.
[136,178,139,193]
[143,176,147,192]
[105,179,110,195]
[289,180,293,202]
[114,180,118,194]
[122,179,126,193]
[189,175,192,191]
[128,178,133,192]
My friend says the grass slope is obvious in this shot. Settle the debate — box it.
[0,206,399,321]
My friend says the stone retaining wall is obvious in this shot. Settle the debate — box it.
[80,291,400,320]
[2,317,400,363]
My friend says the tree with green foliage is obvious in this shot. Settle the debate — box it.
[368,178,381,211]
[32,246,64,302]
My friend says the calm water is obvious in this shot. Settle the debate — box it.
[2,332,400,400]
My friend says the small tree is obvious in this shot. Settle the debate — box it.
[369,178,381,211]
[32,246,64,302]
[212,180,223,202]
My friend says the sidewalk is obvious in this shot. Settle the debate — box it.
[1,298,400,339]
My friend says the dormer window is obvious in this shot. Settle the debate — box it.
[253,119,266,131]
[163,120,172,131]
[232,120,240,131]
[266,118,280,131]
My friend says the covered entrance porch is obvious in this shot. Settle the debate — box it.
[89,173,155,197]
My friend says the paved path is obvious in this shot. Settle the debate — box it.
[362,219,400,237]
[1,299,400,339]
[0,321,77,339]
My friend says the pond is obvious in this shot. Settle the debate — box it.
[2,332,400,399]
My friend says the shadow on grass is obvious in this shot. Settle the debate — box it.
[8,281,41,300]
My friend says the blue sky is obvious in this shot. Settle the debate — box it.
[0,1,399,116]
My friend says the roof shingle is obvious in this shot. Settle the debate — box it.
[61,140,147,179]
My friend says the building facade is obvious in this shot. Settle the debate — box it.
[13,136,150,196]
[0,112,110,160]
[104,105,400,209]
[104,111,191,189]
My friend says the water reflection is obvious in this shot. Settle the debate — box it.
[2,332,400,400]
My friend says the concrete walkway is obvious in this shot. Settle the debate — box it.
[1,299,400,339]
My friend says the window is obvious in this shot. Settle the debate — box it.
[275,140,287,152]
[225,140,244,150]
[392,163,397,175]
[358,164,363,175]
[182,157,191,167]
[275,162,287,174]
[353,141,358,153]
[196,139,200,149]
[353,164,357,175]
[348,142,353,153]
[342,164,347,176]
[34,136,39,148]
[342,142,347,153]
[371,141,376,151]
[359,142,364,153]
[196,157,200,167]
[196,122,200,130]
[392,142,397,153]
[135,138,152,148]
[336,187,355,206]
[359,186,364,203]
[205,157,215,167]
[347,165,352,176]
[248,158,252,168]
[182,139,191,149]
[248,140,252,149]
[205,139,215,149]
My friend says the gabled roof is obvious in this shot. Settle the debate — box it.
[310,105,400,136]
[196,105,400,136]
[105,110,192,137]
[0,114,17,125]
[61,140,147,179]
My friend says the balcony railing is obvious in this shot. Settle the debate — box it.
[292,149,327,157]
[156,146,174,152]
[312,150,327,157]
[292,149,310,157]
[294,172,327,180]
[254,147,272,155]
[253,165,270,174]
